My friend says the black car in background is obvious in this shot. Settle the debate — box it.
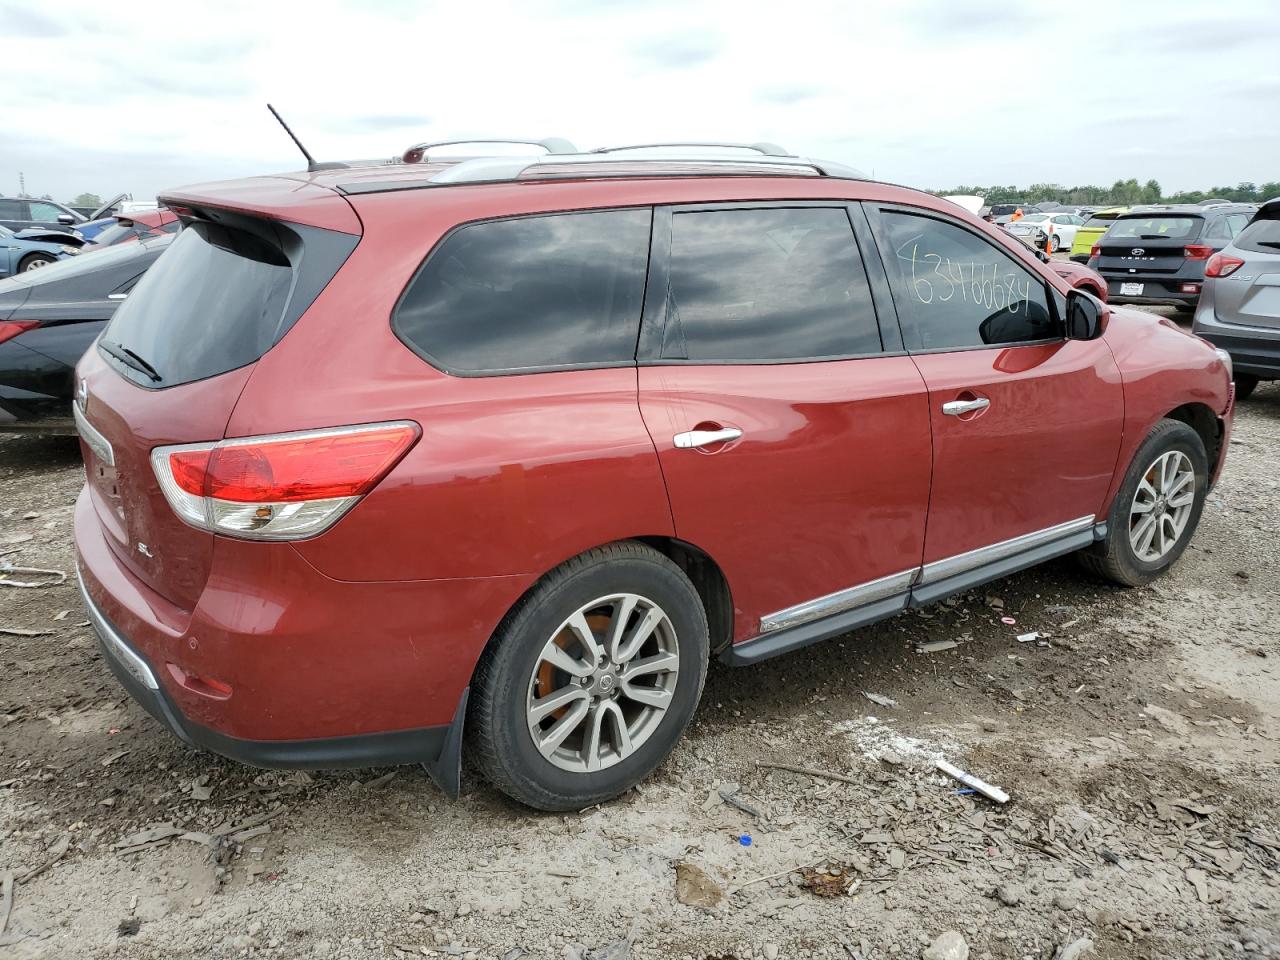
[0,234,173,432]
[1088,203,1256,311]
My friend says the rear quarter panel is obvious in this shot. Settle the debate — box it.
[1100,306,1231,508]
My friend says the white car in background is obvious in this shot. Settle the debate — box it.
[1009,212,1085,252]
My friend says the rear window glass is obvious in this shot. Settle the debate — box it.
[394,209,651,374]
[1108,217,1201,241]
[1234,216,1280,254]
[101,222,293,388]
[1082,215,1120,228]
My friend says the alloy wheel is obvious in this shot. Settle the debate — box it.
[526,593,679,773]
[23,258,52,271]
[1129,450,1195,562]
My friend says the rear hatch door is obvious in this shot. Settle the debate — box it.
[76,204,359,610]
[1096,214,1203,276]
[1213,211,1280,331]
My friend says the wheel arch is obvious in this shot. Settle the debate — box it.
[474,536,734,671]
[1164,401,1222,471]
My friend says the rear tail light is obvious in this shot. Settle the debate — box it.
[1184,244,1214,260]
[151,421,420,540]
[1090,243,1100,258]
[1204,253,1245,278]
[0,320,39,346]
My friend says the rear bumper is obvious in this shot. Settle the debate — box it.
[79,570,462,776]
[1098,273,1203,306]
[1192,327,1280,379]
[74,484,525,791]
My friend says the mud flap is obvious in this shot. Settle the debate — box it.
[422,687,468,799]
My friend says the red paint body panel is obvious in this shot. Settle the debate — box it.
[911,340,1124,561]
[76,486,530,738]
[637,360,931,640]
[1096,306,1232,506]
[1050,259,1108,301]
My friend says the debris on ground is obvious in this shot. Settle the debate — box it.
[0,564,67,588]
[863,692,897,708]
[799,862,859,898]
[916,639,959,654]
[922,930,969,960]
[935,759,1010,804]
[674,862,723,908]
[1054,938,1094,960]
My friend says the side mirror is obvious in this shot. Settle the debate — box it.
[1065,289,1105,340]
[56,213,76,225]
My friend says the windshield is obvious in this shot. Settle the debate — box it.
[1108,216,1201,240]
[91,222,145,246]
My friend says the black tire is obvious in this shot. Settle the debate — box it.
[1079,419,1208,587]
[18,253,56,272]
[468,542,708,811]
[1235,374,1259,401]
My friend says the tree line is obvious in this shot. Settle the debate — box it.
[933,179,1279,207]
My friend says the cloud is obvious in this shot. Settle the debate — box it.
[900,0,1047,37]
[0,7,75,37]
[330,114,432,134]
[629,32,722,68]
[757,85,828,106]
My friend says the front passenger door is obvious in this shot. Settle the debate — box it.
[866,206,1123,599]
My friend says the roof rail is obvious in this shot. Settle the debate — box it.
[401,137,577,164]
[590,141,793,157]
[419,150,865,187]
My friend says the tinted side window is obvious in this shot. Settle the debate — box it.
[394,209,651,374]
[0,199,25,219]
[1203,217,1230,242]
[661,207,880,362]
[1226,214,1249,237]
[877,211,1055,351]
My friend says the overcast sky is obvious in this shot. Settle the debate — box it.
[3,0,1277,202]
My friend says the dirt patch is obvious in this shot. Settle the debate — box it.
[2,379,1278,959]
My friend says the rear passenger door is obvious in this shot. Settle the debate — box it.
[865,205,1123,601]
[636,203,933,647]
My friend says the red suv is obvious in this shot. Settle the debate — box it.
[73,141,1234,810]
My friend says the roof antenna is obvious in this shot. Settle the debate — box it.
[267,104,347,172]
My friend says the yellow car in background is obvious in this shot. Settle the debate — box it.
[1070,207,1130,262]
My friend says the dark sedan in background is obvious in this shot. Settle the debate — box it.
[0,234,173,432]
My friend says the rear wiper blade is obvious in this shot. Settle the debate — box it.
[101,339,162,382]
[1258,240,1280,250]
[1136,234,1177,240]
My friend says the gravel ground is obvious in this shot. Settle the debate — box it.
[1,309,1277,960]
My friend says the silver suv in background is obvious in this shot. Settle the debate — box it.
[1193,198,1280,400]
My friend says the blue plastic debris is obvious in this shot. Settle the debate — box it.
[738,834,753,846]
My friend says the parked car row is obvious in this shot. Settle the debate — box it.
[0,234,175,430]
[1085,203,1257,312]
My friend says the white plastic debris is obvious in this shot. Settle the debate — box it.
[935,759,1010,804]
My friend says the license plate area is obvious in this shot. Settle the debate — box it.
[1120,282,1145,296]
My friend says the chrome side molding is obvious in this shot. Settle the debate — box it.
[760,568,916,633]
[918,516,1095,584]
[755,515,1097,636]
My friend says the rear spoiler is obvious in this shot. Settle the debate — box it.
[1251,198,1280,223]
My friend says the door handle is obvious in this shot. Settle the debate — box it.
[673,427,743,449]
[942,398,990,416]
